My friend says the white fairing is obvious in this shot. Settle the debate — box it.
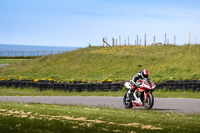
[133,92,143,104]
[141,83,151,89]
[124,82,132,89]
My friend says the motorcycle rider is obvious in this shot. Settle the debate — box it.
[124,69,149,100]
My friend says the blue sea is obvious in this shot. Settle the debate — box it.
[0,44,79,56]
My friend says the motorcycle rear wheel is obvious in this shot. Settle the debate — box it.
[144,93,154,109]
[123,93,133,109]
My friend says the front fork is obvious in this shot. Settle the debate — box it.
[144,90,150,103]
[145,92,150,100]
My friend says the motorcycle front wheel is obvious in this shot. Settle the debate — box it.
[144,93,154,109]
[123,93,133,109]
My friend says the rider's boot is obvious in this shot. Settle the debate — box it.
[131,87,136,100]
[126,90,131,100]
[126,88,136,101]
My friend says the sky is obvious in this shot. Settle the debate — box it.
[0,0,200,47]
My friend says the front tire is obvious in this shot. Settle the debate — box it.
[123,93,133,109]
[144,93,154,109]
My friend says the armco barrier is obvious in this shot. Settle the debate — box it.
[0,80,200,92]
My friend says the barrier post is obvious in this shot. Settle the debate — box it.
[128,36,129,45]
[189,32,191,45]
[119,36,121,46]
[174,35,176,45]
[103,38,105,47]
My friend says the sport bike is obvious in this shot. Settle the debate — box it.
[123,77,156,109]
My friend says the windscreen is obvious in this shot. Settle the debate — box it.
[144,77,151,85]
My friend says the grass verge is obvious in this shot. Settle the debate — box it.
[0,45,199,82]
[0,102,200,133]
[0,59,30,64]
[0,87,200,99]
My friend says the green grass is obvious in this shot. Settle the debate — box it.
[0,45,199,82]
[0,102,200,133]
[0,46,199,132]
[0,87,200,99]
[0,59,30,64]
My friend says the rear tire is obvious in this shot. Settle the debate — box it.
[123,93,133,109]
[144,93,154,109]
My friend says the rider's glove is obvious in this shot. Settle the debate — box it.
[135,83,140,88]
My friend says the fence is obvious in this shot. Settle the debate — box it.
[102,33,199,47]
[0,80,200,92]
[0,51,66,57]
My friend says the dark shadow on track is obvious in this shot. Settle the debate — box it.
[130,108,180,112]
[152,108,180,111]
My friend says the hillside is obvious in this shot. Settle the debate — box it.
[0,45,199,82]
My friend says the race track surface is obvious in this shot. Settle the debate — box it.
[0,96,200,114]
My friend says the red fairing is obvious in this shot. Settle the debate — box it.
[135,87,146,92]
[132,85,136,88]
[132,102,144,107]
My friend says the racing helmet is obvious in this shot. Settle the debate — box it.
[141,69,149,78]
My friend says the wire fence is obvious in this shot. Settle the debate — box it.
[0,51,66,57]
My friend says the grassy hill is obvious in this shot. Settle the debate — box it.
[0,45,199,82]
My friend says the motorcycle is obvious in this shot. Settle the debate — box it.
[123,77,156,109]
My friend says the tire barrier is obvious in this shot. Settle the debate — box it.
[0,80,200,92]
[156,80,200,91]
[0,80,125,92]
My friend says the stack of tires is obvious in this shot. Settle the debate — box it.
[165,80,200,91]
[187,80,200,91]
[0,79,200,92]
[111,83,121,91]
[166,80,179,90]
[155,82,166,90]
[102,81,111,92]
[196,81,200,91]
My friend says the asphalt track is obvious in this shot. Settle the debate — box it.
[0,96,200,114]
